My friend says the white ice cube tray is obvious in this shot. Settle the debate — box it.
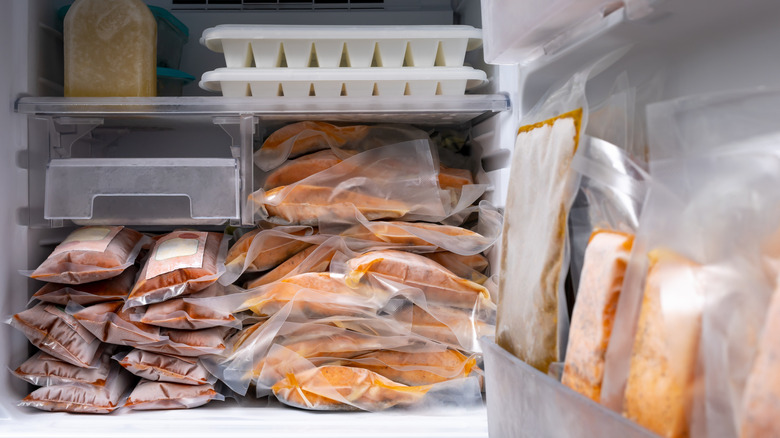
[199,67,487,97]
[200,25,483,68]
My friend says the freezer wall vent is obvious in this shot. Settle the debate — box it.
[170,0,387,10]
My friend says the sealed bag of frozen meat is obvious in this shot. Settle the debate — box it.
[30,226,148,284]
[13,346,113,387]
[124,381,223,411]
[31,266,137,306]
[114,349,216,385]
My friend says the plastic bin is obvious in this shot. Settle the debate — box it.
[480,338,657,438]
[58,4,189,69]
[44,158,239,225]
[157,67,195,96]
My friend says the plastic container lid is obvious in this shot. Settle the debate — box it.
[157,67,195,84]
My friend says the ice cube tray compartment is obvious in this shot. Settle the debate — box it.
[201,25,483,68]
[200,67,487,97]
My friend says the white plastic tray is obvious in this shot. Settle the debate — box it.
[200,67,487,97]
[200,25,483,68]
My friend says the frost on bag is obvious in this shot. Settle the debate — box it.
[221,225,325,285]
[9,303,102,368]
[561,137,647,403]
[30,226,148,284]
[31,266,137,306]
[13,347,113,387]
[114,349,216,385]
[251,140,448,226]
[254,121,430,171]
[126,231,229,308]
[132,283,240,330]
[19,364,133,414]
[124,381,223,411]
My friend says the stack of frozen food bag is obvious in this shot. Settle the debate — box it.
[9,227,230,412]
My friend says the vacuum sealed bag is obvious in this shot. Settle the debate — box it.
[244,244,329,289]
[126,231,229,308]
[114,349,216,385]
[71,301,163,346]
[10,303,102,368]
[31,266,137,306]
[133,283,239,330]
[138,326,234,357]
[19,364,133,414]
[13,347,112,387]
[124,381,223,411]
[254,121,430,171]
[30,226,148,284]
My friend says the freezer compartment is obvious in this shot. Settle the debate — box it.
[481,338,657,438]
[44,158,239,225]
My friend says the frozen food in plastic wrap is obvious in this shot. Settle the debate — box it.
[9,303,101,368]
[254,121,429,171]
[252,140,449,225]
[71,301,163,346]
[31,266,137,306]
[124,381,223,410]
[344,250,492,310]
[272,364,431,411]
[423,252,488,283]
[13,347,112,387]
[137,326,234,358]
[114,349,216,385]
[30,226,148,284]
[562,230,633,402]
[393,303,493,353]
[133,283,239,330]
[126,231,229,308]
[221,225,324,285]
[338,349,478,386]
[244,244,329,289]
[18,364,133,414]
[622,250,703,438]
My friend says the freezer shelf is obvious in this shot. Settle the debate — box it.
[15,95,509,125]
[0,399,488,438]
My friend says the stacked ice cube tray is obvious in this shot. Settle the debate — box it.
[199,25,487,97]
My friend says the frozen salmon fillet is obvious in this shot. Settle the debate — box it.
[562,230,633,402]
[622,250,702,438]
[263,185,411,225]
[345,250,490,309]
[272,365,430,411]
[31,226,146,284]
[226,227,312,273]
[438,165,473,191]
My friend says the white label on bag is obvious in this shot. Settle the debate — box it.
[145,231,208,280]
[50,226,123,257]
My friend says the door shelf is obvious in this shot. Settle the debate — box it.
[15,95,510,126]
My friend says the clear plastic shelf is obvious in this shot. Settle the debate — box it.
[480,338,657,438]
[44,158,239,226]
[15,95,509,125]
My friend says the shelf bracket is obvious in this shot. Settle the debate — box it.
[48,117,104,159]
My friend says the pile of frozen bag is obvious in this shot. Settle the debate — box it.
[8,121,501,413]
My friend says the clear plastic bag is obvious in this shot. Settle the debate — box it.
[31,266,137,306]
[12,346,113,387]
[497,49,626,374]
[114,349,217,386]
[254,122,430,172]
[9,303,102,368]
[251,140,449,225]
[124,381,224,411]
[70,301,164,347]
[18,364,133,414]
[29,226,149,284]
[131,283,240,330]
[136,326,235,358]
[125,231,229,308]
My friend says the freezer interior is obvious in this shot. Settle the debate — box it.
[3,0,780,435]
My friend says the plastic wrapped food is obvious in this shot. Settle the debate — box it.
[126,231,229,308]
[221,225,322,285]
[245,244,329,289]
[254,121,429,171]
[263,149,343,190]
[10,303,101,368]
[338,349,478,386]
[393,303,493,353]
[133,283,239,330]
[19,365,133,414]
[423,252,488,283]
[114,349,216,385]
[272,364,431,411]
[622,250,702,438]
[31,266,137,306]
[344,250,491,310]
[252,140,447,225]
[125,381,223,411]
[13,348,112,387]
[137,326,233,357]
[71,301,163,346]
[30,226,147,284]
